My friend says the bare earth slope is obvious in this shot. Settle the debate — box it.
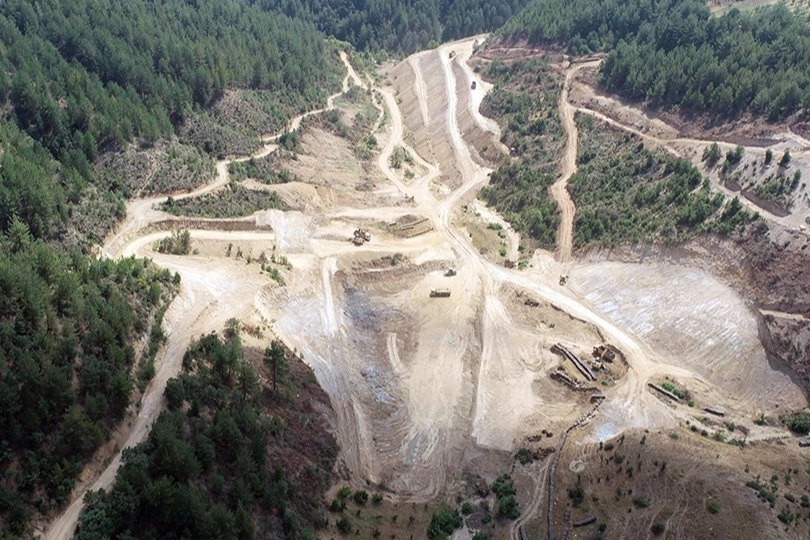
[44,40,810,540]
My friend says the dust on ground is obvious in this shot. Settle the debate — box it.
[44,41,810,540]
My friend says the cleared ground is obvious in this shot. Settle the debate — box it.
[570,262,805,411]
[44,41,810,540]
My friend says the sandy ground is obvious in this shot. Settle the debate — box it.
[550,63,593,265]
[44,42,810,540]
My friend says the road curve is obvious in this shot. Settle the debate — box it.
[44,51,360,540]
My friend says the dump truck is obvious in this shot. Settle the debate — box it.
[430,288,451,298]
[471,81,477,90]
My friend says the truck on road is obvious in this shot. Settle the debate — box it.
[430,288,451,298]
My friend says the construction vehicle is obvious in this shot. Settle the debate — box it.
[592,344,616,363]
[430,288,451,298]
[351,227,372,245]
[559,274,568,286]
[444,268,457,277]
[471,81,477,90]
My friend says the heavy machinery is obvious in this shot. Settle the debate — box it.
[471,81,477,90]
[592,344,616,362]
[351,227,371,245]
[430,288,451,298]
[444,268,457,277]
[559,274,568,286]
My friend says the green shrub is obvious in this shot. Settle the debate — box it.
[337,486,352,499]
[492,474,517,499]
[461,501,474,515]
[661,382,685,399]
[725,145,744,166]
[568,477,585,507]
[702,143,722,166]
[707,500,720,514]
[651,522,665,535]
[784,413,810,434]
[154,229,192,255]
[632,496,650,508]
[353,490,369,505]
[337,517,352,533]
[493,474,521,519]
[778,507,794,524]
[427,509,463,539]
[498,495,521,520]
[516,447,532,465]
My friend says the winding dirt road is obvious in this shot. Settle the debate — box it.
[44,52,360,540]
[550,64,592,263]
[44,39,807,539]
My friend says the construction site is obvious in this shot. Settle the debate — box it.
[45,35,810,540]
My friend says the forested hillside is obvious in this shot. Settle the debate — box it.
[0,221,176,537]
[75,334,338,540]
[0,0,340,173]
[478,49,754,252]
[0,1,343,536]
[0,0,342,247]
[501,0,810,119]
[264,0,530,53]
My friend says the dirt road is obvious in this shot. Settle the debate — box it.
[550,64,587,263]
[44,52,360,540]
[565,61,810,232]
[46,38,808,538]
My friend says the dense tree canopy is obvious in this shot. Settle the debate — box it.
[264,0,530,53]
[75,334,337,540]
[0,223,176,537]
[502,0,810,119]
[0,0,343,182]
